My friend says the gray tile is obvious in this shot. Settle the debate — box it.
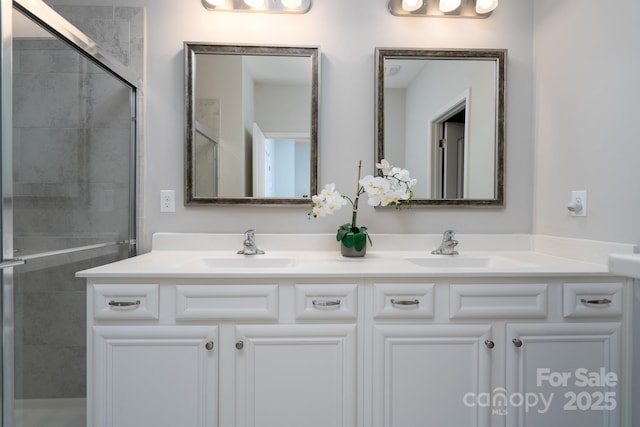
[16,46,80,74]
[17,345,86,399]
[13,73,82,128]
[115,7,145,39]
[52,5,114,22]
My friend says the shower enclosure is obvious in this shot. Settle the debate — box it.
[1,1,140,426]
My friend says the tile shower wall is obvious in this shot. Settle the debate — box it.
[12,41,131,246]
[12,5,143,400]
[49,5,144,77]
[13,251,126,399]
[49,3,146,244]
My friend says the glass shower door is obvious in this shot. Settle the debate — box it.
[2,2,139,426]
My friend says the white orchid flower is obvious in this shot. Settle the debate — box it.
[308,160,415,223]
[309,183,346,217]
[376,159,392,175]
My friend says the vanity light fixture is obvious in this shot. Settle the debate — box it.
[388,0,497,18]
[281,0,302,8]
[202,0,312,13]
[402,0,423,12]
[439,0,461,13]
[475,0,498,14]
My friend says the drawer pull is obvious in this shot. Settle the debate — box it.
[484,340,495,349]
[235,340,244,350]
[512,338,523,348]
[205,341,214,351]
[390,298,419,307]
[108,300,141,308]
[580,298,612,305]
[312,299,341,307]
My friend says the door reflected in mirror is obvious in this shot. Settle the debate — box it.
[185,43,319,205]
[376,48,506,206]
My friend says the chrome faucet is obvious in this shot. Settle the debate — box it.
[432,230,459,255]
[237,229,264,255]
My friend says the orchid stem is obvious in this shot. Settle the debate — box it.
[351,160,362,230]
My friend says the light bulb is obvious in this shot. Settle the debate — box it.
[439,0,461,13]
[475,0,498,14]
[203,0,225,6]
[401,0,423,12]
[281,0,302,8]
[244,0,265,8]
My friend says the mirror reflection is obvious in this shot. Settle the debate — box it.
[376,48,506,206]
[185,43,319,205]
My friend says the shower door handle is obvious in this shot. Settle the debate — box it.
[0,258,26,269]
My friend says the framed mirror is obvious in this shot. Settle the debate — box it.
[185,43,319,205]
[375,48,506,206]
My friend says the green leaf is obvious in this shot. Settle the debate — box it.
[337,223,371,251]
[353,232,367,251]
[342,233,354,248]
[336,223,351,242]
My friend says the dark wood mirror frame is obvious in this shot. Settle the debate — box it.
[185,43,319,205]
[375,48,506,207]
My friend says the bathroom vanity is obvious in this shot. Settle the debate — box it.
[78,233,637,427]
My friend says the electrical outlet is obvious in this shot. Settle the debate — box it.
[160,190,175,213]
[568,190,587,217]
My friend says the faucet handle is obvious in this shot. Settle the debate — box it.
[238,229,264,255]
[432,229,459,255]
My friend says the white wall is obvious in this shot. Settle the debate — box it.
[532,0,640,245]
[382,88,406,169]
[46,0,534,251]
[254,83,310,134]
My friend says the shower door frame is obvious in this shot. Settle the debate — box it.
[0,0,142,425]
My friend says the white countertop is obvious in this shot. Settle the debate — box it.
[608,253,640,279]
[76,233,638,279]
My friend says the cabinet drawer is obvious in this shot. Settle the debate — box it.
[92,284,159,320]
[563,282,623,318]
[449,284,548,319]
[295,284,358,321]
[373,283,434,320]
[175,285,278,320]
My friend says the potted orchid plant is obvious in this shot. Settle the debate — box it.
[308,159,416,257]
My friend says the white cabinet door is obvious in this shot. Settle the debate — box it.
[91,325,218,427]
[506,323,621,427]
[372,324,493,427]
[234,324,357,427]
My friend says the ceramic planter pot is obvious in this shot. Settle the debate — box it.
[340,241,366,257]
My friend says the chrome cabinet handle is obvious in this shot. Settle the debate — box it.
[580,298,612,305]
[108,300,141,307]
[485,340,495,349]
[512,338,523,348]
[312,299,341,307]
[390,299,419,306]
[205,341,214,351]
[235,340,244,350]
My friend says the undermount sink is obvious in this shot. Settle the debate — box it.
[405,255,533,269]
[198,256,296,269]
